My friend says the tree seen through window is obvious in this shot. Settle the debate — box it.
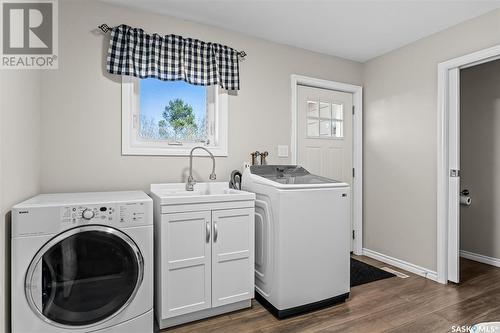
[139,79,207,144]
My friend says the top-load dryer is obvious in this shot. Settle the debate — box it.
[242,165,350,318]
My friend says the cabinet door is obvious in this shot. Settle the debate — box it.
[162,211,212,318]
[211,208,254,307]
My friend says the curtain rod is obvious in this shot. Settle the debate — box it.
[98,24,247,58]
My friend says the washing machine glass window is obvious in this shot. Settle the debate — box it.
[24,225,144,329]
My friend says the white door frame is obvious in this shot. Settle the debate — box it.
[290,74,363,255]
[437,44,500,284]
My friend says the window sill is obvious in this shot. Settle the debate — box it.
[122,145,228,157]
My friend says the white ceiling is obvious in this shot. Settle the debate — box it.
[102,0,500,62]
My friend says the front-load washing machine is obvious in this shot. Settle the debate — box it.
[11,191,153,333]
[242,165,350,318]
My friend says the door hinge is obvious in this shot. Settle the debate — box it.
[450,169,460,177]
[352,168,355,178]
[352,106,355,115]
[352,230,355,239]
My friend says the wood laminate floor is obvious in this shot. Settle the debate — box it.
[161,256,500,333]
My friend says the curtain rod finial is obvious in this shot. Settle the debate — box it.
[98,24,111,33]
[238,51,247,58]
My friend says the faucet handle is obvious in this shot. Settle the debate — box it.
[260,151,269,165]
[251,151,260,166]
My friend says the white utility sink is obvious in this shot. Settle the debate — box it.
[151,180,255,328]
[150,182,255,205]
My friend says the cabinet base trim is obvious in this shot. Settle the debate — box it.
[255,291,349,319]
[157,300,251,329]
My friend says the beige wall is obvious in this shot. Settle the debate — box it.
[39,0,363,194]
[363,9,500,271]
[0,71,41,332]
[460,59,500,259]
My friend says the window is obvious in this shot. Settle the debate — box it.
[306,100,344,138]
[122,77,228,156]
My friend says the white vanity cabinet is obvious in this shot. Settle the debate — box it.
[150,183,255,329]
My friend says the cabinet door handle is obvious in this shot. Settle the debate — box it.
[213,221,218,242]
[206,221,210,243]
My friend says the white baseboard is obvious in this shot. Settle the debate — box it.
[362,248,438,282]
[460,250,500,268]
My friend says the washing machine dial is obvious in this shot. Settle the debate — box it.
[82,209,95,220]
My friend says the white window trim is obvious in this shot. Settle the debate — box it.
[121,76,228,157]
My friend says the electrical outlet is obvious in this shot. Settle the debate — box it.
[277,145,289,158]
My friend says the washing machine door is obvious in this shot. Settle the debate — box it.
[25,225,144,329]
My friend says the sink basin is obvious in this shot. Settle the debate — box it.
[150,182,255,205]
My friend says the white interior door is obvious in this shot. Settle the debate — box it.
[297,85,354,248]
[448,68,460,283]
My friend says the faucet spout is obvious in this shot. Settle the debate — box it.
[186,147,217,191]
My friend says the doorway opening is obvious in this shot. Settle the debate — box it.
[437,44,500,284]
[290,75,363,255]
[459,59,500,283]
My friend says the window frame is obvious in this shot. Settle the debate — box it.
[121,76,228,156]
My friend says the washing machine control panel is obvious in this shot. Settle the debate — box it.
[60,202,147,227]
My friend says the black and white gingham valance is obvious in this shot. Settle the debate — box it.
[106,24,240,90]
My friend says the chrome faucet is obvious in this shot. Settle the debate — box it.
[186,146,216,191]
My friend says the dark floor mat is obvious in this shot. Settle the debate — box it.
[351,258,396,287]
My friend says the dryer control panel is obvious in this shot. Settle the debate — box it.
[12,191,153,237]
[60,201,147,227]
